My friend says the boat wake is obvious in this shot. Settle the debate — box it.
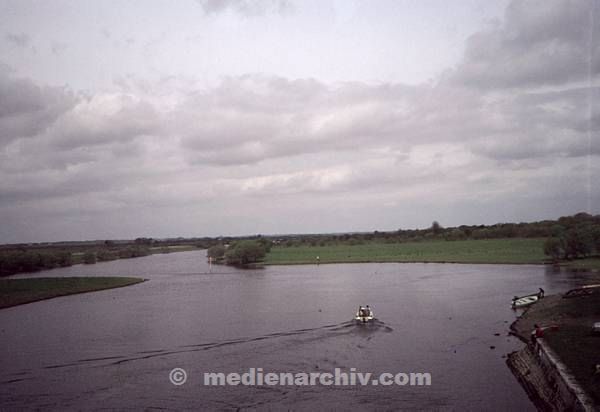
[3,319,394,383]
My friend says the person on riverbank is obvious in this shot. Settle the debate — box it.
[538,288,545,298]
[531,324,544,343]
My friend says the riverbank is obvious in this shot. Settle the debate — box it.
[508,287,600,409]
[0,277,146,309]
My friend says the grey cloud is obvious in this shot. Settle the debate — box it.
[508,87,600,134]
[470,86,600,160]
[453,0,600,89]
[3,0,600,242]
[51,42,68,55]
[0,171,115,206]
[175,76,497,166]
[0,68,76,145]
[231,161,444,199]
[172,71,598,167]
[2,61,595,212]
[5,32,30,48]
[48,95,160,150]
[0,143,174,210]
[196,0,292,16]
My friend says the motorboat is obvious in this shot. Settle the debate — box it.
[355,306,374,323]
[511,294,539,308]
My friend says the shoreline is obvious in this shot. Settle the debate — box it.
[263,259,548,266]
[263,258,600,271]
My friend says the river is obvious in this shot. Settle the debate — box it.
[0,250,593,410]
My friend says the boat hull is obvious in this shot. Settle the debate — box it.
[512,295,539,308]
[355,311,374,323]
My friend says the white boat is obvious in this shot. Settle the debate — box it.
[511,294,539,308]
[355,307,374,323]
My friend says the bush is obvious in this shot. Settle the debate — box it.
[117,246,150,259]
[96,249,119,261]
[564,227,594,258]
[543,224,598,261]
[543,237,562,261]
[207,245,226,260]
[431,221,443,235]
[0,250,74,276]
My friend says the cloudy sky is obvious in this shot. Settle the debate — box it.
[0,0,598,243]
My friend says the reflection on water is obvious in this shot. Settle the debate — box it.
[0,250,595,410]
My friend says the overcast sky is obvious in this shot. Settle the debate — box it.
[0,0,598,243]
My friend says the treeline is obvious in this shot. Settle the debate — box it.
[542,213,600,261]
[0,237,217,252]
[0,245,154,276]
[0,249,73,276]
[81,246,151,264]
[269,216,588,248]
[0,235,219,277]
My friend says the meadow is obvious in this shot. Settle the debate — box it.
[0,277,145,309]
[264,238,548,265]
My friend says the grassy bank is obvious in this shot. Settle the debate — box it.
[0,277,145,309]
[264,238,547,265]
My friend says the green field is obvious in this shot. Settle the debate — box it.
[264,238,548,265]
[0,277,145,309]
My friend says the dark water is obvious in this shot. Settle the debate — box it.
[0,251,594,410]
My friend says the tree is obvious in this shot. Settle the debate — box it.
[207,245,226,261]
[543,237,562,261]
[431,221,442,235]
[224,240,266,266]
[563,227,593,259]
[255,238,273,252]
[593,227,600,254]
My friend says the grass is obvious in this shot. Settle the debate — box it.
[264,238,548,265]
[149,245,199,253]
[0,277,145,309]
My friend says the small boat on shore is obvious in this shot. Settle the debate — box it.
[511,294,539,308]
[355,306,374,323]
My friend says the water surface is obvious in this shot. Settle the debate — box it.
[0,251,592,410]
